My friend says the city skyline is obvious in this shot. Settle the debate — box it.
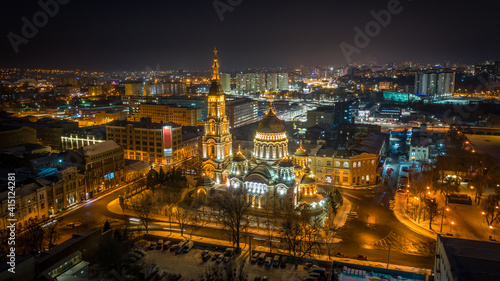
[1,0,499,72]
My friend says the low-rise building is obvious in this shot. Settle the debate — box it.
[128,103,200,126]
[61,127,107,150]
[310,132,386,186]
[0,125,37,149]
[65,140,124,199]
[435,234,500,281]
[94,110,127,125]
[409,124,429,161]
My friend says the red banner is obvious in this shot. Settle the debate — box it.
[163,126,171,148]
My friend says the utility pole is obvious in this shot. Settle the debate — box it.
[387,242,391,269]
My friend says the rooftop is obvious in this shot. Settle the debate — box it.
[439,235,500,281]
[82,140,121,157]
[107,119,180,129]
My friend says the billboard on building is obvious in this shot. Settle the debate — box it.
[163,126,172,148]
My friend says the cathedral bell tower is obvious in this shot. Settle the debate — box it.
[202,48,233,184]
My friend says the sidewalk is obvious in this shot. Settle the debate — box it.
[393,194,437,240]
[332,197,352,229]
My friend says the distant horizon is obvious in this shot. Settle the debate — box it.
[1,0,498,73]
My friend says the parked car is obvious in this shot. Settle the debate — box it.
[307,273,321,279]
[176,240,190,254]
[261,277,268,281]
[212,253,220,261]
[334,252,343,257]
[216,255,224,263]
[356,255,368,260]
[224,248,234,257]
[163,241,172,250]
[265,257,272,266]
[149,241,157,250]
[273,255,280,267]
[223,256,231,263]
[304,262,313,269]
[183,241,195,253]
[169,244,178,252]
[257,253,267,264]
[251,252,259,263]
[133,249,147,257]
[202,253,212,262]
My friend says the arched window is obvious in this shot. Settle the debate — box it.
[343,162,349,168]
[317,160,322,166]
[335,161,340,167]
[326,161,332,166]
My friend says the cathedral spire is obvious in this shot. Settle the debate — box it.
[212,47,220,81]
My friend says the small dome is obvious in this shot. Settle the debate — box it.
[300,175,316,185]
[257,108,286,134]
[197,175,214,187]
[278,157,294,167]
[294,140,308,157]
[233,145,247,162]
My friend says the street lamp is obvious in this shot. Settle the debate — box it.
[450,221,455,235]
[440,207,450,233]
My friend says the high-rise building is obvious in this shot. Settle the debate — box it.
[266,73,278,91]
[125,81,144,96]
[220,73,231,92]
[202,48,233,183]
[143,82,187,96]
[414,72,455,100]
[474,60,500,76]
[278,73,289,91]
[226,98,259,129]
[88,85,103,96]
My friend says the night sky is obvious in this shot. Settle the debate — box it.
[0,0,498,72]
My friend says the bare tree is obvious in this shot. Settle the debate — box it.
[45,219,61,249]
[424,198,439,230]
[173,207,190,237]
[158,168,187,231]
[482,195,500,226]
[18,219,45,254]
[279,207,321,267]
[130,192,155,233]
[213,187,251,254]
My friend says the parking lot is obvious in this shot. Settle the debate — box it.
[137,236,328,281]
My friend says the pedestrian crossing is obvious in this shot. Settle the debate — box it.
[371,231,433,255]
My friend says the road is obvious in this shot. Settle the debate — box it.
[54,151,435,269]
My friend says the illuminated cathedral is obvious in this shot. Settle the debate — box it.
[200,49,323,211]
